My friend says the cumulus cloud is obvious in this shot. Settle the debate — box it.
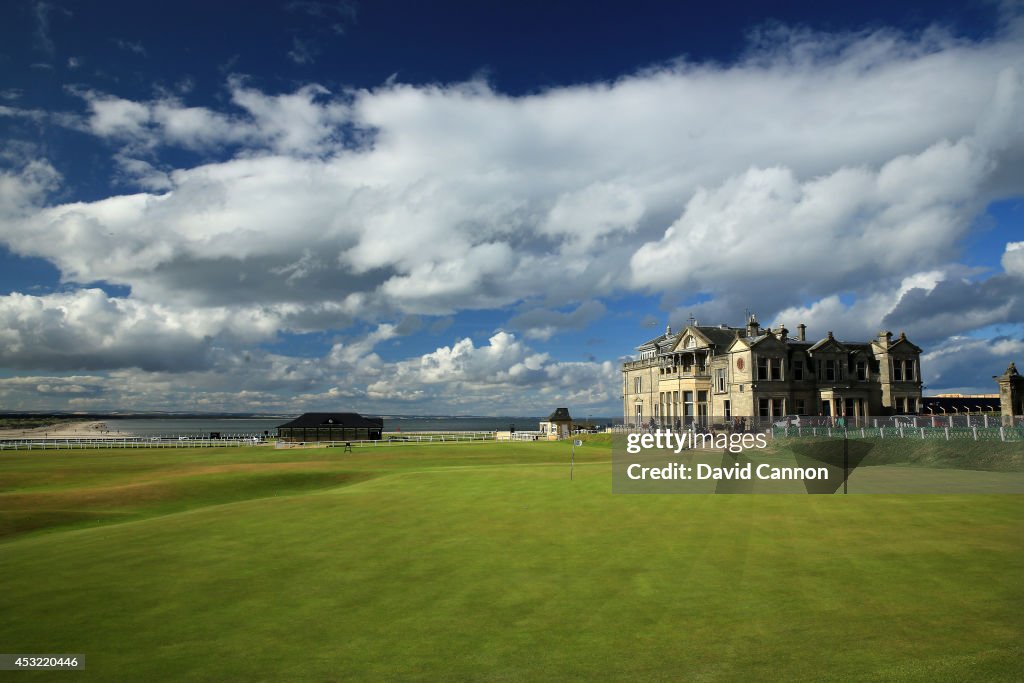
[3,20,1024,407]
[1004,240,1024,276]
[364,331,619,410]
[0,375,108,407]
[9,25,1018,322]
[882,281,1022,347]
[327,323,398,365]
[767,269,948,342]
[0,329,618,413]
[0,289,281,372]
[631,139,990,294]
[510,300,607,340]
[0,160,61,217]
[922,335,1024,393]
[61,80,351,156]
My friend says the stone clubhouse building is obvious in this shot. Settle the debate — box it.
[622,315,924,426]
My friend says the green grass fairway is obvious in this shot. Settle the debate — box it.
[1,439,1022,680]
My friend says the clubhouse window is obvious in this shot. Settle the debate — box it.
[793,359,803,380]
[825,359,836,381]
[757,357,783,381]
[904,360,917,381]
[758,398,784,417]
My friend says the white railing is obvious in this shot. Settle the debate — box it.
[0,431,500,451]
[773,423,1024,442]
[382,431,496,441]
[0,437,266,450]
[281,432,496,447]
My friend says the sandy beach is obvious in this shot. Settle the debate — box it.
[0,421,131,440]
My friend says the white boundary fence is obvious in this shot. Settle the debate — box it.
[774,424,1024,442]
[279,432,496,448]
[611,414,1024,443]
[382,431,496,441]
[0,431,498,451]
[0,437,265,451]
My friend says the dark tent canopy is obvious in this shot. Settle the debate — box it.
[277,413,384,442]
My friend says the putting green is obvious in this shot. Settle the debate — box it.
[0,440,1021,680]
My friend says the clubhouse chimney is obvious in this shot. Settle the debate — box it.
[797,323,806,341]
[746,313,759,337]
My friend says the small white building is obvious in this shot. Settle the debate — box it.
[539,407,573,440]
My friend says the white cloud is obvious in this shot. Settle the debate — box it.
[1004,240,1024,276]
[13,24,1016,327]
[3,21,1024,409]
[922,335,1024,393]
[0,160,61,217]
[0,289,282,371]
[510,300,607,340]
[364,331,618,410]
[0,328,618,413]
[85,94,153,138]
[630,136,999,297]
[327,323,397,365]
[540,183,644,248]
[66,80,350,156]
[768,269,949,342]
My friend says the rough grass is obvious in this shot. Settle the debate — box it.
[854,437,1024,471]
[773,435,1024,471]
[0,440,1021,681]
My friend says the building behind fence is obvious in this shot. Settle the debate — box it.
[623,315,923,427]
[276,412,383,442]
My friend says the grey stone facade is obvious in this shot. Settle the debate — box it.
[996,362,1024,425]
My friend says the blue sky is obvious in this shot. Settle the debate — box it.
[1,0,1022,414]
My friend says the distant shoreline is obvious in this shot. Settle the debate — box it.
[0,421,132,439]
[0,415,621,440]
